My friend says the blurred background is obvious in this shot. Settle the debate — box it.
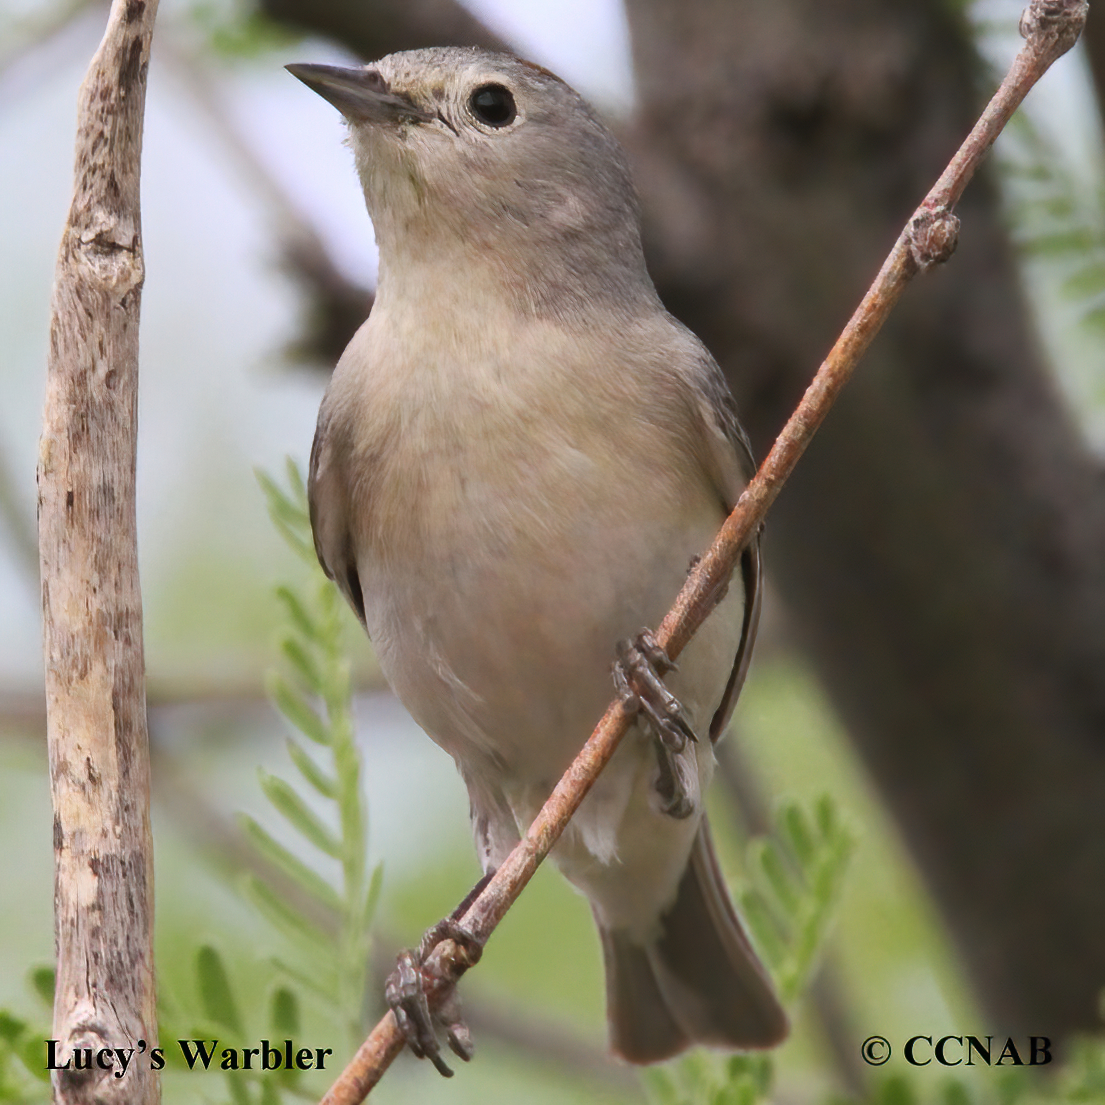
[2,0,1104,1102]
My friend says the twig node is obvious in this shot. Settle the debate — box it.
[1019,0,1089,62]
[908,207,960,271]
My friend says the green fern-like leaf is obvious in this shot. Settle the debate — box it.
[236,812,344,914]
[257,770,343,859]
[269,987,301,1038]
[942,1080,976,1105]
[285,737,339,800]
[0,971,53,1099]
[274,585,317,642]
[28,971,52,1009]
[196,945,245,1037]
[249,461,379,1048]
[997,108,1105,380]
[280,636,324,694]
[266,673,331,747]
[362,862,385,932]
[242,873,333,952]
[256,468,316,565]
[269,957,339,1005]
[738,882,788,970]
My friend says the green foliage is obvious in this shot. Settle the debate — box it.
[641,796,1105,1105]
[645,796,854,1105]
[647,1048,774,1105]
[249,460,382,1046]
[646,1021,1105,1105]
[146,459,379,1104]
[186,0,301,60]
[999,110,1105,367]
[157,946,309,1104]
[998,101,1105,419]
[741,796,855,1005]
[196,945,245,1037]
[10,462,1101,1105]
[997,1035,1105,1105]
[0,972,51,1104]
[256,464,316,568]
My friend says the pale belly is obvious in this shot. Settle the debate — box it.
[361,462,745,927]
[360,454,738,785]
[358,449,742,898]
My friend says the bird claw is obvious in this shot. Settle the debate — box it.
[614,631,696,750]
[613,629,699,819]
[384,918,482,1076]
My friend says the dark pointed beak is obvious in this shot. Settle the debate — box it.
[285,63,432,125]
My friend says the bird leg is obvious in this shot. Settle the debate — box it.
[613,629,699,820]
[384,874,490,1076]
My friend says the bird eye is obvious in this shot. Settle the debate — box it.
[469,83,516,127]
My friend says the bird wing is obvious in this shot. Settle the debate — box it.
[308,400,368,626]
[687,352,763,744]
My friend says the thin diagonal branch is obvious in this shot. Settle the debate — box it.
[316,2,1088,1100]
[38,1,160,1103]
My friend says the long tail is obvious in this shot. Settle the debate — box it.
[598,817,788,1064]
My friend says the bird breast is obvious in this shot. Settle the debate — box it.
[329,299,731,786]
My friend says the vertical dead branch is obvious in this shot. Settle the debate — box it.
[38,1,160,1103]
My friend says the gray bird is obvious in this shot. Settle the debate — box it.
[289,47,787,1067]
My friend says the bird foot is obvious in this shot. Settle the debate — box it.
[385,917,483,1076]
[613,629,699,819]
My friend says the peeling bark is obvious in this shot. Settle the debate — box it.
[38,2,160,1102]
